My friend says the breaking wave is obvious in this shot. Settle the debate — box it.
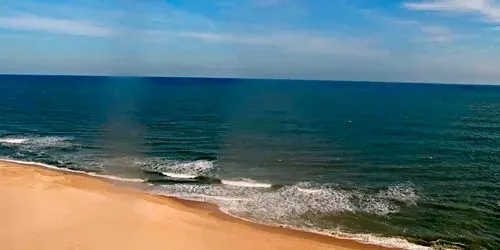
[135,157,214,176]
[0,138,28,144]
[0,136,76,151]
[145,170,276,189]
[152,181,425,249]
[221,179,273,188]
[153,181,419,218]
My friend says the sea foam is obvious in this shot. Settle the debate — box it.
[0,158,144,183]
[0,136,74,150]
[221,179,273,188]
[136,157,214,177]
[153,182,427,250]
[162,172,198,179]
[0,138,28,144]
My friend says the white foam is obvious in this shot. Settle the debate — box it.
[168,160,213,175]
[156,181,417,222]
[86,173,144,183]
[0,158,144,183]
[232,183,356,219]
[221,179,272,188]
[174,194,249,202]
[0,136,73,150]
[136,158,214,177]
[84,156,213,182]
[216,204,429,250]
[162,172,197,179]
[155,182,263,202]
[0,158,86,174]
[378,183,419,206]
[333,231,429,250]
[297,187,323,194]
[0,138,28,144]
[148,180,427,250]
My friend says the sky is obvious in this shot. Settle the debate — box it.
[0,0,499,84]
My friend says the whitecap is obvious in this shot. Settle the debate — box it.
[378,183,419,206]
[173,194,248,202]
[0,136,74,150]
[136,157,214,177]
[221,179,272,188]
[162,172,197,179]
[0,138,28,144]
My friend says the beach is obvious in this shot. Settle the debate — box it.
[0,160,392,250]
[1,76,497,249]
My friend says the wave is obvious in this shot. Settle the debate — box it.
[136,157,214,176]
[216,209,429,250]
[0,138,28,144]
[148,170,419,217]
[175,194,249,202]
[86,172,144,183]
[152,182,427,250]
[1,157,428,249]
[221,179,273,188]
[0,136,76,151]
[162,172,198,179]
[327,231,429,250]
[3,157,419,219]
[377,183,419,206]
[147,175,222,185]
[154,181,419,221]
[147,170,276,189]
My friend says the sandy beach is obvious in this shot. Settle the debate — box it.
[0,160,395,250]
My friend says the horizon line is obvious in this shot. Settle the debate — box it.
[0,72,498,87]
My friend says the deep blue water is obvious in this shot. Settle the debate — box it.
[0,75,499,249]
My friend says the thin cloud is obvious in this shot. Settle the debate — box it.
[403,0,500,23]
[0,14,113,37]
[176,31,384,57]
[419,25,454,42]
[361,9,455,43]
[177,32,268,45]
[0,9,382,58]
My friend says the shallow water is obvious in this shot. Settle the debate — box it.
[0,75,499,249]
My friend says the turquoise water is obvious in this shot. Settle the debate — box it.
[0,75,498,249]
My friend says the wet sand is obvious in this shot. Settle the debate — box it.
[0,160,396,250]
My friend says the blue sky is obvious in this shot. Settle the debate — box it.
[0,0,499,84]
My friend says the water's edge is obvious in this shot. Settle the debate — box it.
[0,158,429,250]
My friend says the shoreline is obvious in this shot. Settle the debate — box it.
[0,159,403,250]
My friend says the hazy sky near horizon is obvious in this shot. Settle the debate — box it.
[0,0,499,84]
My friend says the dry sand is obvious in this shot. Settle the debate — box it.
[0,160,395,250]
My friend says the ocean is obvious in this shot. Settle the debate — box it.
[0,75,498,249]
